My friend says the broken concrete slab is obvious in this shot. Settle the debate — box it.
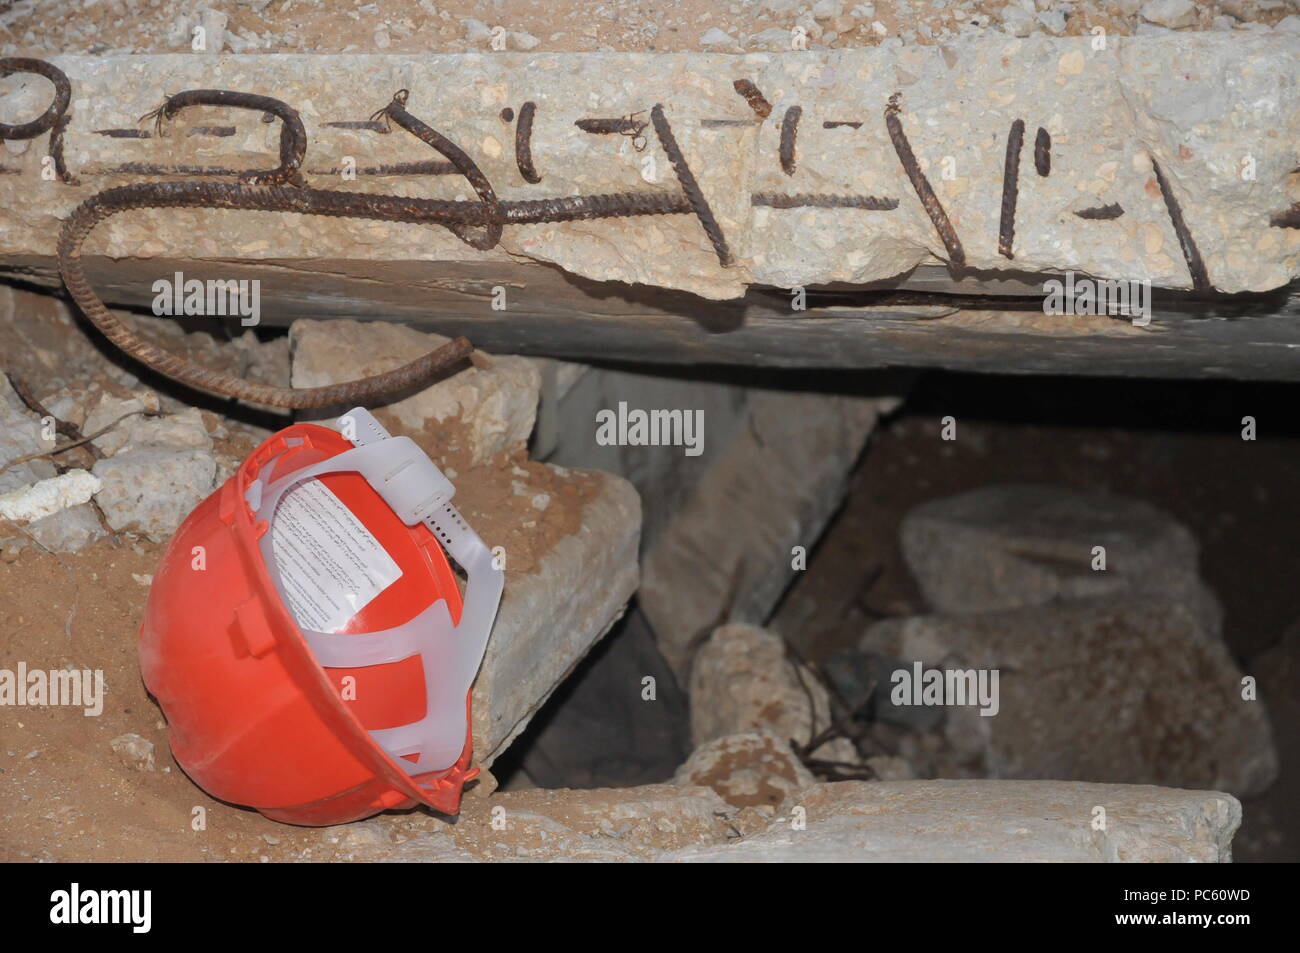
[338,777,1240,862]
[640,390,896,678]
[537,361,899,677]
[469,470,641,769]
[290,319,541,465]
[860,598,1278,797]
[2,38,1295,296]
[349,784,735,863]
[900,483,1219,626]
[664,780,1242,862]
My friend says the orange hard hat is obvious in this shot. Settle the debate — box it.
[139,408,503,825]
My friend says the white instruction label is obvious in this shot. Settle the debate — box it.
[271,479,402,634]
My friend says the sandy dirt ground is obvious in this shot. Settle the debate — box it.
[3,0,1294,57]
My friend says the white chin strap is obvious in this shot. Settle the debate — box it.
[245,407,503,776]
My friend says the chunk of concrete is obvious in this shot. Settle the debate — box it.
[22,504,106,554]
[0,470,100,523]
[860,598,1278,797]
[470,470,641,768]
[642,390,897,678]
[689,623,857,764]
[290,319,540,467]
[674,730,817,808]
[664,780,1241,862]
[337,778,1240,862]
[92,446,217,542]
[7,40,1298,295]
[900,484,1213,620]
[344,784,733,862]
[109,732,157,773]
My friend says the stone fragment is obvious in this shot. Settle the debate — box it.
[0,470,101,523]
[689,623,857,764]
[470,472,641,768]
[89,403,208,457]
[674,730,817,808]
[1036,10,1067,34]
[23,505,105,553]
[509,31,539,51]
[900,484,1213,621]
[92,447,217,541]
[1140,0,1199,29]
[0,376,53,495]
[860,599,1278,796]
[638,391,896,678]
[664,780,1241,862]
[109,733,156,772]
[198,8,228,52]
[1000,4,1036,36]
[80,389,162,447]
[699,28,738,47]
[290,320,540,467]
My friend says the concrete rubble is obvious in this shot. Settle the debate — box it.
[290,319,541,465]
[690,622,858,765]
[0,37,1294,299]
[0,374,107,554]
[861,599,1277,797]
[541,361,900,678]
[857,483,1278,798]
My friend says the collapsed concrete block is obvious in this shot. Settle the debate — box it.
[469,471,641,768]
[900,483,1216,623]
[3,39,1296,296]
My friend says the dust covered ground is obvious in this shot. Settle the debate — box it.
[3,0,1296,58]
